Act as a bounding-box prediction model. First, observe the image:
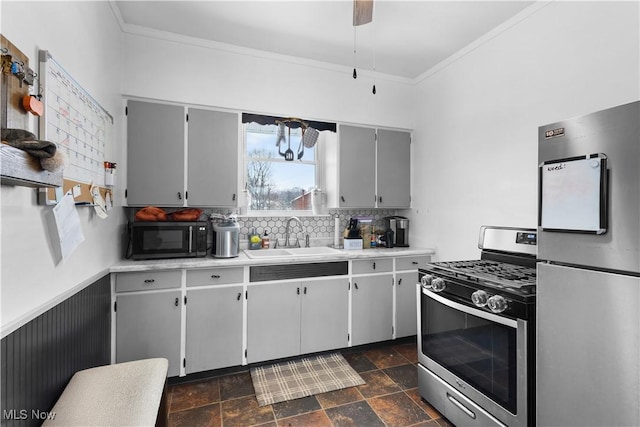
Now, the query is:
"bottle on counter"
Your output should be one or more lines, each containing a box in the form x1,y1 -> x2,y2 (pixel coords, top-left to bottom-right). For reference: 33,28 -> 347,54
370,226 -> 377,248
262,230 -> 270,249
249,228 -> 261,250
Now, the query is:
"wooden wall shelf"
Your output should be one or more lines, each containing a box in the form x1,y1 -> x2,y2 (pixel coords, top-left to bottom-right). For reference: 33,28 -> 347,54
1,144 -> 63,188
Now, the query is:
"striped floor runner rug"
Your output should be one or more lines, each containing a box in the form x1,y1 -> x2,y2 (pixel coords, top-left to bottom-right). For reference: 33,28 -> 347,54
250,352 -> 365,406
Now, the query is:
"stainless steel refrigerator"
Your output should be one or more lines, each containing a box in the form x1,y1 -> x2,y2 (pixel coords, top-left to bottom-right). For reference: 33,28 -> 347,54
537,101 -> 640,426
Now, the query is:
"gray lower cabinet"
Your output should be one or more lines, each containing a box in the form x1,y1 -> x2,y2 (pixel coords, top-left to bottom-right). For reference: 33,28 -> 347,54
247,277 -> 349,363
185,285 -> 243,374
394,255 -> 430,338
247,281 -> 301,363
116,290 -> 182,377
351,274 -> 394,346
395,271 -> 419,338
300,278 -> 349,354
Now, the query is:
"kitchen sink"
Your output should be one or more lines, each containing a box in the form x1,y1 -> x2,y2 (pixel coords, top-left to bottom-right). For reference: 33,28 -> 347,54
243,246 -> 342,259
285,247 -> 341,255
243,249 -> 291,258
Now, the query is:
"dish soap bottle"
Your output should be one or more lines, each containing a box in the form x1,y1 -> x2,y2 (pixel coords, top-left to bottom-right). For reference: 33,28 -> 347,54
262,230 -> 270,249
249,228 -> 261,250
370,226 -> 377,248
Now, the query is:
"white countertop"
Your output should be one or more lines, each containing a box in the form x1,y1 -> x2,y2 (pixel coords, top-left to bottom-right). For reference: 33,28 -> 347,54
110,247 -> 435,272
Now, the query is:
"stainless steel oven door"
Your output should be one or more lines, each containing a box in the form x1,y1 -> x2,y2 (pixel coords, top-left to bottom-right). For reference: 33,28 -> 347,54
416,284 -> 529,427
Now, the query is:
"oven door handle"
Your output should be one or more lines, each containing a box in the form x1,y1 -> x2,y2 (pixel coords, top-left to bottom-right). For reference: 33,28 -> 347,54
423,288 -> 518,328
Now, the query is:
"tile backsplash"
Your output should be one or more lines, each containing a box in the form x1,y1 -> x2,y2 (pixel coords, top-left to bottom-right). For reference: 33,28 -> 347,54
125,207 -> 398,247
234,209 -> 398,241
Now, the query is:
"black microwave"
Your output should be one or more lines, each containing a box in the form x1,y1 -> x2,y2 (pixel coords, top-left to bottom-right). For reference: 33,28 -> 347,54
129,221 -> 209,260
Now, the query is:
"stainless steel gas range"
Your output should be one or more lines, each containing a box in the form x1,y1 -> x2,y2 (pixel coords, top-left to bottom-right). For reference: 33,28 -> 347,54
417,226 -> 536,427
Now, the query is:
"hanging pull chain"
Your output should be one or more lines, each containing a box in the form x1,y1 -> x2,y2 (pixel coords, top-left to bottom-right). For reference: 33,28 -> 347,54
372,9 -> 377,94
353,27 -> 358,79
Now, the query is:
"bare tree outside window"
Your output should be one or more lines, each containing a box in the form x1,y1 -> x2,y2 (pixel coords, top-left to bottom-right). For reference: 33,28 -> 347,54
247,148 -> 274,210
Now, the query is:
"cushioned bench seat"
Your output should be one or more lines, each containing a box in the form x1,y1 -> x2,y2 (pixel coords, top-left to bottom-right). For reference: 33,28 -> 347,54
43,358 -> 168,427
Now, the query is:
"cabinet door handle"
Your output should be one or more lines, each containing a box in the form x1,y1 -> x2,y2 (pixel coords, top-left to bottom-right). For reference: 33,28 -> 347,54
303,287 -> 307,295
398,278 -> 403,285
297,287 -> 300,295
341,196 -> 346,202
379,196 -> 382,203
372,262 -> 376,270
144,279 -> 155,283
412,261 -> 418,265
354,282 -> 359,290
232,193 -> 236,201
174,297 -> 179,307
177,192 -> 182,200
237,292 -> 242,301
211,274 -> 221,279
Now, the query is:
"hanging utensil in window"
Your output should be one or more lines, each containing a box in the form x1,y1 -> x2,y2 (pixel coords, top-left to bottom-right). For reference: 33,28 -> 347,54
297,129 -> 305,160
284,126 -> 294,161
276,121 -> 286,147
275,118 -> 312,161
302,127 -> 319,148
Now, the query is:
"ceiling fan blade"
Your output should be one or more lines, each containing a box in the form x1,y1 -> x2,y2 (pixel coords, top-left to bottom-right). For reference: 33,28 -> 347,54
353,0 -> 373,26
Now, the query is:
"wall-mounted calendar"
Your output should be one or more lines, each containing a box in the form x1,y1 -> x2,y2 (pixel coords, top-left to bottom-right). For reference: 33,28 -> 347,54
39,50 -> 113,187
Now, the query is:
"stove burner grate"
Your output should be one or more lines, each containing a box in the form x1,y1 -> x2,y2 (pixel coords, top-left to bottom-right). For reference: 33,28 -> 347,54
429,259 -> 536,292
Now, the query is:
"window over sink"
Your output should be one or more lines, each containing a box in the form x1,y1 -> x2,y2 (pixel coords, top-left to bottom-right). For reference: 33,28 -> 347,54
241,114 -> 336,214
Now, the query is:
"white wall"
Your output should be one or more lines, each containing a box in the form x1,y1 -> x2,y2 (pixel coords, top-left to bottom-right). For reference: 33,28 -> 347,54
121,32 -> 415,130
408,1 -> 640,261
1,1 -> 124,336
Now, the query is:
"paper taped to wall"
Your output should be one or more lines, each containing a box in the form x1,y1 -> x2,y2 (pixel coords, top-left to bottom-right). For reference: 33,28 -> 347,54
53,191 -> 85,260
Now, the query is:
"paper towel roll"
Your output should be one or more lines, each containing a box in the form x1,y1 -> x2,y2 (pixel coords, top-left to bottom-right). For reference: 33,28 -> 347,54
334,217 -> 340,247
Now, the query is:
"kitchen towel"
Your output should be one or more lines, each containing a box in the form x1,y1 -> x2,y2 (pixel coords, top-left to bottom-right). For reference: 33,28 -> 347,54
250,352 -> 365,406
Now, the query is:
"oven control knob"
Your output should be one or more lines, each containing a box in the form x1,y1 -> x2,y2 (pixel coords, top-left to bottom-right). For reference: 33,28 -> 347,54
487,295 -> 508,313
421,275 -> 433,289
431,278 -> 446,292
471,290 -> 489,307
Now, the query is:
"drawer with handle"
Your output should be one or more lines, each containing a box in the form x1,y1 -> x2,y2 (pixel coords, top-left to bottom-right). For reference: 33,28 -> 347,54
187,267 -> 244,287
396,255 -> 431,271
115,270 -> 181,292
352,258 -> 393,274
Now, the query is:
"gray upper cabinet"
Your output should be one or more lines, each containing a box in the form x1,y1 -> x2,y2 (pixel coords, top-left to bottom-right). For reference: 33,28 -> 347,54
187,108 -> 238,207
338,124 -> 376,208
377,129 -> 411,208
337,125 -> 411,209
126,101 -> 239,207
126,100 -> 185,206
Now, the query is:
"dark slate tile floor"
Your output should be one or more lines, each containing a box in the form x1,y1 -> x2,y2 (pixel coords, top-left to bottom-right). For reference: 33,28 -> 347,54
168,339 -> 454,427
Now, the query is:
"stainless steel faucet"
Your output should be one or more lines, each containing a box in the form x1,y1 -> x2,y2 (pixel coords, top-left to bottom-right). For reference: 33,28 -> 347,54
284,216 -> 304,248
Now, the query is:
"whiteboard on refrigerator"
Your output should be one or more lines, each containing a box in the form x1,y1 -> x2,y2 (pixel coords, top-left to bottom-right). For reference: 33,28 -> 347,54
539,154 -> 608,234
